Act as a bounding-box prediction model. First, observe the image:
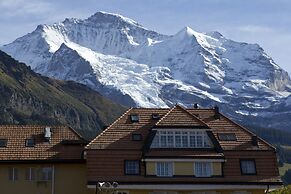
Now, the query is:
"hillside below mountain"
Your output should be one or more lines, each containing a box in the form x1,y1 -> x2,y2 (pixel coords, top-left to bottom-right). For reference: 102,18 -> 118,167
2,11 -> 291,131
0,50 -> 126,139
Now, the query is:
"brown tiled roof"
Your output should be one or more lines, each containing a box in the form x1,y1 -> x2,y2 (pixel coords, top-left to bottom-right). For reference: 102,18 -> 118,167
155,105 -> 209,128
86,108 -> 169,150
0,125 -> 86,161
187,109 -> 273,151
86,106 -> 272,151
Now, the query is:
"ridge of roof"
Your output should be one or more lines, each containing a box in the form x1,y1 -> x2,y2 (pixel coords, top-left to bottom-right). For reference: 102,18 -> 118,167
177,104 -> 211,128
155,105 -> 177,125
155,104 -> 209,128
85,107 -> 133,149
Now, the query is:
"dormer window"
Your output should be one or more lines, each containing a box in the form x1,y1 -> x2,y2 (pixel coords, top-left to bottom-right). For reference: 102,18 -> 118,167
151,113 -> 160,120
151,130 -> 212,148
218,133 -> 237,141
132,133 -> 142,141
130,114 -> 139,122
25,138 -> 35,147
0,139 -> 8,147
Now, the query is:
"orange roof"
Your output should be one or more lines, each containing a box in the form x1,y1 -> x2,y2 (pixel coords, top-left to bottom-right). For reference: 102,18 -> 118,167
0,125 -> 86,161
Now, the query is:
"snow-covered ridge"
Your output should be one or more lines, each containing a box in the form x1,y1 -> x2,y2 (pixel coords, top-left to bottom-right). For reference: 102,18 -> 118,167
1,11 -> 291,130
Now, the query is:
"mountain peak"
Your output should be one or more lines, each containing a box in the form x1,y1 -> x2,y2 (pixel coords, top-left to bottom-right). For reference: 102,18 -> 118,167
205,31 -> 224,39
86,11 -> 144,28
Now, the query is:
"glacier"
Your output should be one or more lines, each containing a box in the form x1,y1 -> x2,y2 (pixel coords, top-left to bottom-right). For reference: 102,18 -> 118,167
1,11 -> 291,131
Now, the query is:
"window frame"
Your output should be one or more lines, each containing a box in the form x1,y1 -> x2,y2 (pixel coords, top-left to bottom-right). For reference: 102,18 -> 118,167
151,129 -> 212,149
39,167 -> 53,181
8,167 -> 18,181
240,159 -> 257,175
194,161 -> 213,177
124,160 -> 140,175
25,167 -> 36,181
155,162 -> 174,177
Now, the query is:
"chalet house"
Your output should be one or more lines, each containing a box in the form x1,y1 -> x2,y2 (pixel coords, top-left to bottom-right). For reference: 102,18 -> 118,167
0,125 -> 93,194
85,105 -> 282,194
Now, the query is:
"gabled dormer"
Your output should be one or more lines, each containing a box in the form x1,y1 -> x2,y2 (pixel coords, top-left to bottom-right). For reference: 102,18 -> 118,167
148,105 -> 214,149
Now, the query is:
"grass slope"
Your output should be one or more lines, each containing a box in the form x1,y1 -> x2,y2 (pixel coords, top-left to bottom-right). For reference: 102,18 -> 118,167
0,50 -> 127,139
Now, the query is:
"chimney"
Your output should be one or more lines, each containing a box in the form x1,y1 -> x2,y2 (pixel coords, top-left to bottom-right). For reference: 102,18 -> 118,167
214,105 -> 220,119
193,103 -> 199,109
44,127 -> 52,142
252,135 -> 258,146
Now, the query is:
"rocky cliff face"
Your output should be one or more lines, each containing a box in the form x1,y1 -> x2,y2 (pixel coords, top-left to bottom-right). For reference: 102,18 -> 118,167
2,11 -> 291,131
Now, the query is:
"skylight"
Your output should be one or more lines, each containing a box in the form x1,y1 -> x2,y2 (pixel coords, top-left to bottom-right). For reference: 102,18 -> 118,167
25,138 -> 35,147
218,133 -> 237,141
0,139 -> 8,147
130,114 -> 139,122
132,133 -> 142,141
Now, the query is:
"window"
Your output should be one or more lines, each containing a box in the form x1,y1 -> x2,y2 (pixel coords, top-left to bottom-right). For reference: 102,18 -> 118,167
125,160 -> 140,175
161,131 -> 167,147
8,167 -> 18,181
189,132 -> 196,147
0,139 -> 8,147
218,133 -> 237,141
182,132 -> 188,147
130,114 -> 139,122
167,132 -> 174,147
25,138 -> 35,147
240,159 -> 256,175
156,162 -> 173,177
132,133 -> 142,141
25,167 -> 36,181
175,132 -> 182,148
194,162 -> 212,177
196,132 -> 203,147
151,130 -> 212,148
39,167 -> 53,181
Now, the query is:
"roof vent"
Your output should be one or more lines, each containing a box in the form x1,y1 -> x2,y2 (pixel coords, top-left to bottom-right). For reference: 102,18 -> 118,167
214,105 -> 220,119
151,113 -> 160,120
44,127 -> 52,142
251,135 -> 258,146
194,103 -> 199,109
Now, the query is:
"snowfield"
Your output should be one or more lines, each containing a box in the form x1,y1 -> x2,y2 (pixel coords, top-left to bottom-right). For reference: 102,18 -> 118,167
2,11 -> 291,130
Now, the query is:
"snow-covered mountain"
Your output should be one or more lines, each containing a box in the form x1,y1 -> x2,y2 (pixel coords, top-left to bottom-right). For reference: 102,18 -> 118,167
2,11 -> 291,130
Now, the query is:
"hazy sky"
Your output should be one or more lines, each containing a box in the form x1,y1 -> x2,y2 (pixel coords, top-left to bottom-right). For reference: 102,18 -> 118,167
0,0 -> 290,74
